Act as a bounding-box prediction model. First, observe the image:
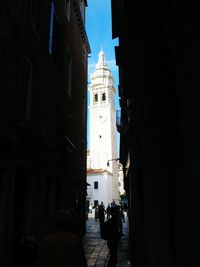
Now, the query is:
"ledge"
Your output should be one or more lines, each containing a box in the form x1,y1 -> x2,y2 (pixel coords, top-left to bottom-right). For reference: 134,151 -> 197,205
72,0 -> 91,54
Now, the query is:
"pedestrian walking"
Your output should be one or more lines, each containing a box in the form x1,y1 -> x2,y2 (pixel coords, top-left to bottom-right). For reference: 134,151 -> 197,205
100,206 -> 121,267
106,204 -> 111,219
98,202 -> 106,228
95,205 -> 99,220
118,205 -> 125,236
111,200 -> 117,208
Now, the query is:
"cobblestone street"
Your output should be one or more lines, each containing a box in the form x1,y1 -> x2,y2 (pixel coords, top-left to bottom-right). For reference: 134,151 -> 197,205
83,212 -> 130,267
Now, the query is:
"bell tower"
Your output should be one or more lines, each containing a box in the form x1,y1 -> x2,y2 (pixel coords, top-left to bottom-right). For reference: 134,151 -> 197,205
89,49 -> 118,173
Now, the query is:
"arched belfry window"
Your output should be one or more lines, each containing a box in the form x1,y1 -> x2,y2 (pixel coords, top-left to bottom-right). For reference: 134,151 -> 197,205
102,92 -> 106,101
94,93 -> 98,103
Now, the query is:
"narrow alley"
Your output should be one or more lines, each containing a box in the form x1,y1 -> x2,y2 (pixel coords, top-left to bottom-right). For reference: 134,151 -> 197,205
83,211 -> 130,267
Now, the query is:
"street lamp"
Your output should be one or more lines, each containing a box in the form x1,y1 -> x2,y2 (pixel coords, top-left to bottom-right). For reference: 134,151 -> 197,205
107,158 -> 120,167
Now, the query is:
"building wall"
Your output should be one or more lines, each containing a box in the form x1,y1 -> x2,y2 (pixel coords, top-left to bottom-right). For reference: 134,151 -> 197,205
0,0 -> 90,266
112,1 -> 200,266
87,171 -> 113,207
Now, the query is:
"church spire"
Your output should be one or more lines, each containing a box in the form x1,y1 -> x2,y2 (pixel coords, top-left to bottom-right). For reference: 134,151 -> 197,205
95,49 -> 108,70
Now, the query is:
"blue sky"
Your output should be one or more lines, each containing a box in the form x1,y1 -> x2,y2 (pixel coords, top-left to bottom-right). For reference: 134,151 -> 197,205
86,0 -> 120,149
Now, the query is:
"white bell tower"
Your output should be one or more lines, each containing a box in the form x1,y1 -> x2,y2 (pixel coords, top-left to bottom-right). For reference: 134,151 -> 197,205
88,50 -> 119,202
89,50 -> 118,170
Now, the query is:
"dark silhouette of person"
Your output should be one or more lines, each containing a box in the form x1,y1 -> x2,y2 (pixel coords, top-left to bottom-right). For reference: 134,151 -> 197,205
110,200 -> 117,208
34,210 -> 87,267
101,206 -> 121,267
106,204 -> 111,219
95,204 -> 99,220
117,205 -> 125,237
98,202 -> 106,228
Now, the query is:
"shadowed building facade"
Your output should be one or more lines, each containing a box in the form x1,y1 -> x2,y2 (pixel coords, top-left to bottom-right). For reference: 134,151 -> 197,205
0,0 -> 90,266
112,1 -> 200,267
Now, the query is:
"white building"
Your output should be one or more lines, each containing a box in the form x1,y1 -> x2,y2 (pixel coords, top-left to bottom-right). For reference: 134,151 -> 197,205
87,50 -> 120,207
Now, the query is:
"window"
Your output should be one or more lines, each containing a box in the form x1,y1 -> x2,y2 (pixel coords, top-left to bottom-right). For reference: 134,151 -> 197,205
94,181 -> 98,189
94,93 -> 98,103
102,92 -> 106,101
48,1 -> 64,70
94,200 -> 98,207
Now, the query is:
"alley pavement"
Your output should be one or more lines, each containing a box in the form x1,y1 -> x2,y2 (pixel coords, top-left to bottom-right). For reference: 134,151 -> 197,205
83,211 -> 131,267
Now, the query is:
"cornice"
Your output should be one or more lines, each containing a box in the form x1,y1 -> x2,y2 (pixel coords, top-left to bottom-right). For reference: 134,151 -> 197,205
72,0 -> 91,54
